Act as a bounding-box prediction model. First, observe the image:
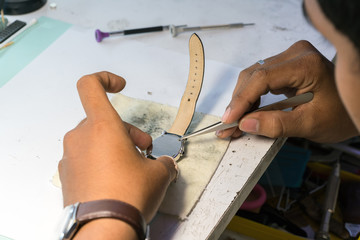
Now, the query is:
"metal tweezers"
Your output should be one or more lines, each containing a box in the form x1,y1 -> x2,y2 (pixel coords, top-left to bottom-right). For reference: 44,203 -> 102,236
180,92 -> 313,140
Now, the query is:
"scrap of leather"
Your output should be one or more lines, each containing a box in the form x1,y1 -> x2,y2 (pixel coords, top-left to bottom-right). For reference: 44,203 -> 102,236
111,93 -> 229,219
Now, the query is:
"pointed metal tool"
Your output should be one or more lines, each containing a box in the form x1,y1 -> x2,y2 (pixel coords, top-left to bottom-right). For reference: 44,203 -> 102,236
180,92 -> 314,140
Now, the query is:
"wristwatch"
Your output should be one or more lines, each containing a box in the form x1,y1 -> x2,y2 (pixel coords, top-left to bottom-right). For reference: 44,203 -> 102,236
58,199 -> 149,240
147,33 -> 205,161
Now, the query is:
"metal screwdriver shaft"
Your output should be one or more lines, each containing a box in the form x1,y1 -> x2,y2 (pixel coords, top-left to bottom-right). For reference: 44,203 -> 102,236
170,23 -> 255,37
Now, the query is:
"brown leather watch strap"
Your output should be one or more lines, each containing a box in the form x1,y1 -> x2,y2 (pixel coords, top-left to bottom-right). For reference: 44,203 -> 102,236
76,199 -> 147,240
168,33 -> 205,136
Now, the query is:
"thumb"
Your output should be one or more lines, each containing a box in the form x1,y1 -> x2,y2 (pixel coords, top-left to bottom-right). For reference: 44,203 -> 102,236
155,155 -> 179,183
239,110 -> 305,139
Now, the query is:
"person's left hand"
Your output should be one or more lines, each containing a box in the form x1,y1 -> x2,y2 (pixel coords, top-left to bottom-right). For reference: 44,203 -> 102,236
58,71 -> 178,223
218,41 -> 357,143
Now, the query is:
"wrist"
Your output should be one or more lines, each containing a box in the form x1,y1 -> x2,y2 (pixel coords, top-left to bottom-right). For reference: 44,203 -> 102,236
58,199 -> 149,240
74,218 -> 138,240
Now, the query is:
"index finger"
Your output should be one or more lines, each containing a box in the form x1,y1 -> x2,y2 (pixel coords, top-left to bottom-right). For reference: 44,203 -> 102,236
77,71 -> 126,121
225,51 -> 322,124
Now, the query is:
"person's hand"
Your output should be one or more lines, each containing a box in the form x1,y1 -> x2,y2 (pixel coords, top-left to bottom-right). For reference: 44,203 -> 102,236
218,40 -> 358,143
58,71 -> 178,224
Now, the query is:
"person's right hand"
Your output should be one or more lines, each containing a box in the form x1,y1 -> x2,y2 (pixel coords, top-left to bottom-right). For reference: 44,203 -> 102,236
59,72 -> 178,224
218,40 -> 358,143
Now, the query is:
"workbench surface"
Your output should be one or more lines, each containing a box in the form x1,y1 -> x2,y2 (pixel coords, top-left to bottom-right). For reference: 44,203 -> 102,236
0,0 -> 335,239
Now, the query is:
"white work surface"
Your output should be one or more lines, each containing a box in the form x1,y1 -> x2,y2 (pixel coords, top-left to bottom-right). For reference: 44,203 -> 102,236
0,1 -> 335,239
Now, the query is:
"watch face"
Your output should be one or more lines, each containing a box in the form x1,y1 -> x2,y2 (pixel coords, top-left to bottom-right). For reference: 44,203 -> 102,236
58,203 -> 79,240
148,132 -> 184,160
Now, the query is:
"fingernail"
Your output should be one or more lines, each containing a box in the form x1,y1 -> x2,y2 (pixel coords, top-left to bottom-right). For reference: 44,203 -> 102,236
160,156 -> 179,183
169,157 -> 179,183
240,118 -> 259,133
221,107 -> 231,122
215,130 -> 223,137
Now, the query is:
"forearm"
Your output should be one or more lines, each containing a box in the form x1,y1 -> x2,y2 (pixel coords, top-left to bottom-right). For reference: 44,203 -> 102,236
74,219 -> 138,240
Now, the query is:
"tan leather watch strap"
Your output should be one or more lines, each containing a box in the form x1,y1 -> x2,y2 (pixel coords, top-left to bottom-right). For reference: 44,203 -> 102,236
168,33 -> 205,136
76,199 -> 147,240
